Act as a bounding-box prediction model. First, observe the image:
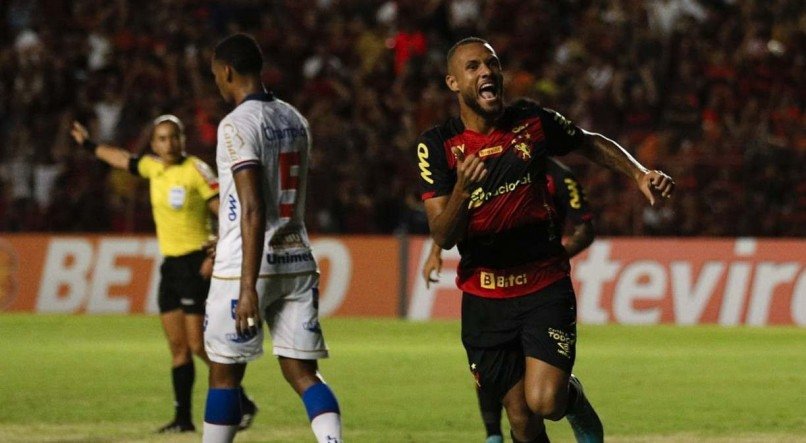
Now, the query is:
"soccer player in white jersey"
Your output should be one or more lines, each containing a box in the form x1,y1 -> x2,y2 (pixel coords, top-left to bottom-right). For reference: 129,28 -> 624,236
202,33 -> 342,443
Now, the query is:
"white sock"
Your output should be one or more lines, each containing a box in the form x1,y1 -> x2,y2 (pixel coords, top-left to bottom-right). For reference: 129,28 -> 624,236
311,412 -> 342,442
202,422 -> 238,443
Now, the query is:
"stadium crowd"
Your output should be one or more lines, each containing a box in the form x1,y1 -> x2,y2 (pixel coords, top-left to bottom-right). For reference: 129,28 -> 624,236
0,0 -> 802,237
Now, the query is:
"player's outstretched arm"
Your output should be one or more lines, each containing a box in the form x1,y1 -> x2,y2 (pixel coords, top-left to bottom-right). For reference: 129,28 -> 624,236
424,147 -> 487,249
70,121 -> 132,170
577,130 -> 675,206
421,241 -> 443,289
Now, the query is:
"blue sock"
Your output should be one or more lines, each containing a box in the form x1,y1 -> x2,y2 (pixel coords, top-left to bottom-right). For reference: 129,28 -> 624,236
301,382 -> 340,421
204,388 -> 242,425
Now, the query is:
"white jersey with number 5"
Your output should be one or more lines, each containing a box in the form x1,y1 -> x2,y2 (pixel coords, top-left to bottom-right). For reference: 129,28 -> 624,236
213,91 -> 317,278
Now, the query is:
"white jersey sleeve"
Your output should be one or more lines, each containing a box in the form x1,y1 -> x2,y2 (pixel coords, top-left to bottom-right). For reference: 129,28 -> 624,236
213,92 -> 317,278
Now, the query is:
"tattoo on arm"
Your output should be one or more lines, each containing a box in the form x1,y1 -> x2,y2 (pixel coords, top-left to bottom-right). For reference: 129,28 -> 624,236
579,131 -> 647,180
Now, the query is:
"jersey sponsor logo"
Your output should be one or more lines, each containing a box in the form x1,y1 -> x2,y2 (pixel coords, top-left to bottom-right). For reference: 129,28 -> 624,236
266,251 -> 315,265
270,230 -> 306,249
302,319 -> 322,334
480,271 -> 528,290
468,172 -> 533,209
262,124 -> 306,142
564,177 -> 582,209
552,111 -> 577,136
547,327 -> 575,358
226,332 -> 255,343
227,194 -> 238,221
222,123 -> 243,160
478,145 -> 503,158
417,143 -> 434,184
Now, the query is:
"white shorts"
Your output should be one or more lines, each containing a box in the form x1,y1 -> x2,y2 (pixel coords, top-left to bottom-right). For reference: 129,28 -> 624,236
204,273 -> 329,364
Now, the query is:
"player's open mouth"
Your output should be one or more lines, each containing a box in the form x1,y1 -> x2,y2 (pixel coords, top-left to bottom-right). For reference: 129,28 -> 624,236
478,82 -> 498,101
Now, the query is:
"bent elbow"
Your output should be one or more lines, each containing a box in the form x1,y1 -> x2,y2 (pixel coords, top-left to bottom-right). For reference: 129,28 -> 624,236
433,234 -> 455,250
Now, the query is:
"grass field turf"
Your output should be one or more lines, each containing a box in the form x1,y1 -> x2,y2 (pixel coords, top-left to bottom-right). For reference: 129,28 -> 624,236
0,315 -> 804,442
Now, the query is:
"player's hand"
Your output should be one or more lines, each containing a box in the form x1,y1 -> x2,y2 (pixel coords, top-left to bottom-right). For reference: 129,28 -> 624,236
638,170 -> 675,206
452,147 -> 487,197
70,121 -> 89,145
198,237 -> 217,279
235,288 -> 261,338
202,236 -> 218,260
199,256 -> 213,279
422,249 -> 443,289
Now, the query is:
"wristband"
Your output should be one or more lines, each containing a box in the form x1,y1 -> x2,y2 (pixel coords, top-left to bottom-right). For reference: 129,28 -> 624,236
82,139 -> 98,151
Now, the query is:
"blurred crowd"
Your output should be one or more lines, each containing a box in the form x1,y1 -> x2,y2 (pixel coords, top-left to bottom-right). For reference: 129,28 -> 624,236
0,0 -> 803,237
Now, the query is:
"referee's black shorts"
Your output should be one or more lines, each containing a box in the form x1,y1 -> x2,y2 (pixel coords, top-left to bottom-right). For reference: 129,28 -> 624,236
462,276 -> 577,402
158,250 -> 210,315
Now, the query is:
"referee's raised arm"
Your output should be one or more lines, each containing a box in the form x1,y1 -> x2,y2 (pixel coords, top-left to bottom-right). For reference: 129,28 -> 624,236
70,121 -> 132,170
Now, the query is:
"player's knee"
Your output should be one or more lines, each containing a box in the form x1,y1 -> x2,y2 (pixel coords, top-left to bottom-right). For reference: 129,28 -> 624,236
169,344 -> 191,364
279,359 -> 319,394
506,408 -> 531,434
503,399 -> 532,432
525,388 -> 565,420
189,340 -> 206,359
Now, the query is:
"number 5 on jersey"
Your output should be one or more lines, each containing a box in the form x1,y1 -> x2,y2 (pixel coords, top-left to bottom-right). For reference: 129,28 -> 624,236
279,151 -> 300,219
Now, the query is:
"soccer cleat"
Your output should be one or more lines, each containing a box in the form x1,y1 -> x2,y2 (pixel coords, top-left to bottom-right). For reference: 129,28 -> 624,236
238,395 -> 258,431
566,374 -> 604,443
485,435 -> 504,443
156,419 -> 196,433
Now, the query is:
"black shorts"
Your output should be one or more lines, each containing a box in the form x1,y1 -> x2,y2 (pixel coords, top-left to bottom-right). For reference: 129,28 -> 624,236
158,250 -> 210,315
462,276 -> 577,401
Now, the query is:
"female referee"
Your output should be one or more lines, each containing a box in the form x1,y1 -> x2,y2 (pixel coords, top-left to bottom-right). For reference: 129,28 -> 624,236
70,115 -> 257,433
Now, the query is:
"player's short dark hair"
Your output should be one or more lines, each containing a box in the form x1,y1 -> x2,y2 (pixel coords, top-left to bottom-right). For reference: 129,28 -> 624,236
446,37 -> 490,66
214,33 -> 264,76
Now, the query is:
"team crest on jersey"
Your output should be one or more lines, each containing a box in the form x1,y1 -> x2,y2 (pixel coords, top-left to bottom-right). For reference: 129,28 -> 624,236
513,142 -> 532,161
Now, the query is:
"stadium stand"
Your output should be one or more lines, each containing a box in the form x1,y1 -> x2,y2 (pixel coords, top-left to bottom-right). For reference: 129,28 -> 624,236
0,0 -> 802,236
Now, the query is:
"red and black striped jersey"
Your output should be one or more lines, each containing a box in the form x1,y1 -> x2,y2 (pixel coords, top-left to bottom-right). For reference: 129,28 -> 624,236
416,102 -> 585,298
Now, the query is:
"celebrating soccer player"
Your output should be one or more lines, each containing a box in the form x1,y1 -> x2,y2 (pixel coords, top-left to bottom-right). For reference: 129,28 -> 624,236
422,150 -> 595,443
201,33 -> 342,443
415,38 -> 674,443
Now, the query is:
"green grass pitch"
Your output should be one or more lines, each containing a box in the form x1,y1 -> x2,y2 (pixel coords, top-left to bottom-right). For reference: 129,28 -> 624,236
0,315 -> 804,442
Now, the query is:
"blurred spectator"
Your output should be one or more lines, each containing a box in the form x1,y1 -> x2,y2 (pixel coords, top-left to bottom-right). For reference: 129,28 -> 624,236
0,0 -> 802,237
